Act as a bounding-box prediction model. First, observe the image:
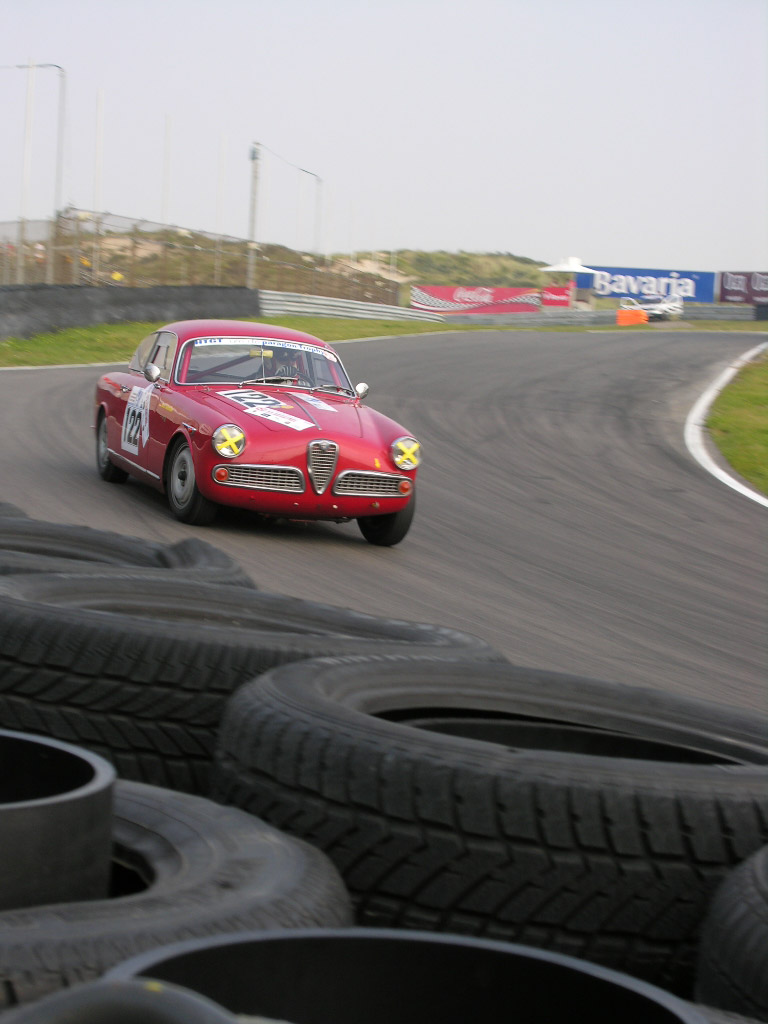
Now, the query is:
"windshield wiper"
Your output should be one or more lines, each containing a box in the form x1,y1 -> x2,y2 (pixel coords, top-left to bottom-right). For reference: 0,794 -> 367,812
310,383 -> 355,396
239,376 -> 291,386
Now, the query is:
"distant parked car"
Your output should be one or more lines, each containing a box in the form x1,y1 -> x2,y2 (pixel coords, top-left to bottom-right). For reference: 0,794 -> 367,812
94,320 -> 421,545
620,295 -> 684,320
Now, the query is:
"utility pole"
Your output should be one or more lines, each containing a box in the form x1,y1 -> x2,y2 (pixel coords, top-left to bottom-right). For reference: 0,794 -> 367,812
246,141 -> 260,289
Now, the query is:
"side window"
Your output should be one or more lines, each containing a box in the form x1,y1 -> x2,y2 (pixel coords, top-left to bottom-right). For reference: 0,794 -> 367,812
149,331 -> 176,381
128,333 -> 158,372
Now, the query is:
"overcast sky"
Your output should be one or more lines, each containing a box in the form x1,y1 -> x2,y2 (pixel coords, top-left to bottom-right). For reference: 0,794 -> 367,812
2,0 -> 766,271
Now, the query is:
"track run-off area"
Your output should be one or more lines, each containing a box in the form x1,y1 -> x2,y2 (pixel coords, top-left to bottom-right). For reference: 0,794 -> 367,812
1,327 -> 764,713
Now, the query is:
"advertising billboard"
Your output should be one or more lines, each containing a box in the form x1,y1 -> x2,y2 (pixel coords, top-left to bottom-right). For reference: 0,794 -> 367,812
411,285 -> 542,314
718,272 -> 768,304
574,267 -> 716,303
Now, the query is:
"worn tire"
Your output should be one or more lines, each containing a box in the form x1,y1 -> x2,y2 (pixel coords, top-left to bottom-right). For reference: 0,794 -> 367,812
105,928 -> 713,1024
695,845 -> 768,1020
0,780 -> 352,1008
357,493 -> 415,546
211,654 -> 768,993
0,575 -> 502,794
0,978 -> 237,1024
0,517 -> 254,586
0,729 -> 115,911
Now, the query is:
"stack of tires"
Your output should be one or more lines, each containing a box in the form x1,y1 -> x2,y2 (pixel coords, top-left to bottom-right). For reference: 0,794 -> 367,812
0,505 -> 765,1023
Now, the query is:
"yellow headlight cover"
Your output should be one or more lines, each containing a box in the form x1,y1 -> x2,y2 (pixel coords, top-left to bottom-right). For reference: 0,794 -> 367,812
392,436 -> 421,470
213,424 -> 246,458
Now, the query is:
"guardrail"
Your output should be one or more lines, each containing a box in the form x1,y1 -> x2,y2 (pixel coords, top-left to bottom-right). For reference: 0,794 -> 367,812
258,290 -> 444,322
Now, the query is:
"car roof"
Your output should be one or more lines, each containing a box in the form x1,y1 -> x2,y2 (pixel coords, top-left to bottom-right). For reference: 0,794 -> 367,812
161,319 -> 334,350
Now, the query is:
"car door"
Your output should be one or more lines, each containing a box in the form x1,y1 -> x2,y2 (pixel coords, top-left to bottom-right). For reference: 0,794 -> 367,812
109,331 -> 159,474
144,331 -> 183,479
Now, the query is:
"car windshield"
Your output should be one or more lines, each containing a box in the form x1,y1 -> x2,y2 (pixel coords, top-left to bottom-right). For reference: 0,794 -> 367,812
177,336 -> 355,393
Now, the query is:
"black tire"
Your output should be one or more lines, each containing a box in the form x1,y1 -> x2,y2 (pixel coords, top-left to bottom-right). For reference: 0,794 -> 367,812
0,979 -> 237,1024
96,411 -> 129,483
0,729 -> 115,911
0,780 -> 352,1009
357,493 -> 414,546
105,928 -> 712,1024
0,575 -> 502,794
166,440 -> 217,525
695,845 -> 768,1020
211,655 -> 768,993
0,516 -> 255,586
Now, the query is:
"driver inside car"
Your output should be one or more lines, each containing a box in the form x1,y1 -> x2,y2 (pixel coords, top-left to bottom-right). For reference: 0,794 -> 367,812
271,348 -> 305,379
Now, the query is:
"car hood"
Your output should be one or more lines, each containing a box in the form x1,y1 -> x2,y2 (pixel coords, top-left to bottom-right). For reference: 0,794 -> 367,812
201,386 -> 381,440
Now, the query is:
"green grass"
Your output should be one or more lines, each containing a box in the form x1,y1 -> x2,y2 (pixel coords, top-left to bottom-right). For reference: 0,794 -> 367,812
706,351 -> 768,495
1,317 -> 766,497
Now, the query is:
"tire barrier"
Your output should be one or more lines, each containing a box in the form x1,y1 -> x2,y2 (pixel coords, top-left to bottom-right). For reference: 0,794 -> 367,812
695,844 -> 768,1021
0,516 -> 256,587
104,928 -> 714,1024
0,978 -> 238,1024
211,654 -> 768,994
0,780 -> 352,1009
0,729 -> 115,911
0,574 -> 503,795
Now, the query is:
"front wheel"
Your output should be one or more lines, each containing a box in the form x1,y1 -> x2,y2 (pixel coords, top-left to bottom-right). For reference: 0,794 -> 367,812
357,493 -> 414,546
166,440 -> 217,525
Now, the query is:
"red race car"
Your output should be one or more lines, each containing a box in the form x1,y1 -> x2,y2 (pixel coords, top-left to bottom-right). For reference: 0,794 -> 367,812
94,319 -> 421,545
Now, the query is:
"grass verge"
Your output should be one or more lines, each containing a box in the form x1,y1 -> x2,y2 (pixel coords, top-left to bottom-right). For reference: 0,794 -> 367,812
706,350 -> 768,496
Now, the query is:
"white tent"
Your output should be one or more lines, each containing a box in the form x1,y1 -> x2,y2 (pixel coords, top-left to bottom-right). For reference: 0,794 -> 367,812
539,256 -> 598,275
539,257 -> 599,309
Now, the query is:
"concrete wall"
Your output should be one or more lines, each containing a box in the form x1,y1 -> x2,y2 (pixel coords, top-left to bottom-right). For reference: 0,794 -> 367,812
0,285 -> 262,340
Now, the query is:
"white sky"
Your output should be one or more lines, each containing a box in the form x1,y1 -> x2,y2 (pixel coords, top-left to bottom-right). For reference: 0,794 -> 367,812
2,0 -> 766,271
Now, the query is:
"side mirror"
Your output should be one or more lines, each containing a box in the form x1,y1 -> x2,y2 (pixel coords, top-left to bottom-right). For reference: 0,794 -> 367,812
144,364 -> 161,383
355,382 -> 369,401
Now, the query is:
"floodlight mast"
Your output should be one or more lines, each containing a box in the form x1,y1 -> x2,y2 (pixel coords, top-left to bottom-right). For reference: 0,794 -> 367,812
0,63 -> 66,283
246,142 -> 260,289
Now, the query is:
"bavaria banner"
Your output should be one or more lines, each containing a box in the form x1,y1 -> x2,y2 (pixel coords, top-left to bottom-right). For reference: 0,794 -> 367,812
574,267 -> 716,303
410,285 -> 570,314
718,271 -> 768,304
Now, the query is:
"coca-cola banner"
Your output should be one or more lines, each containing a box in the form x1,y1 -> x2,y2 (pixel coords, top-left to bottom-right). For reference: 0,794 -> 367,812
541,285 -> 571,307
718,271 -> 768,304
411,285 -> 542,314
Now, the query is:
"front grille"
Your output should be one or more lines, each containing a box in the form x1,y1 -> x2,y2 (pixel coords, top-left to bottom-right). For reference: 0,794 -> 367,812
213,465 -> 305,492
307,440 -> 339,495
333,471 -> 407,496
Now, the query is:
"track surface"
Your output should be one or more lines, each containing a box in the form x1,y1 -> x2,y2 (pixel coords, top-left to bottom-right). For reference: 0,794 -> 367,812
1,329 -> 765,710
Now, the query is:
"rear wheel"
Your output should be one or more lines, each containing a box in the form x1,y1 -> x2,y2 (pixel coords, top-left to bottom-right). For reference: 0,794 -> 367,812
96,413 -> 128,483
166,440 -> 217,525
358,494 -> 414,546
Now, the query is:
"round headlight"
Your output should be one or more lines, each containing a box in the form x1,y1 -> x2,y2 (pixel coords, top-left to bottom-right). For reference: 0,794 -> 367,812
212,424 -> 246,458
391,436 -> 421,470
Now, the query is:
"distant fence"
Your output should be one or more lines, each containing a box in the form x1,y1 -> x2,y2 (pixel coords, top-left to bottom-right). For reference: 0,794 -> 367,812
0,208 -> 401,305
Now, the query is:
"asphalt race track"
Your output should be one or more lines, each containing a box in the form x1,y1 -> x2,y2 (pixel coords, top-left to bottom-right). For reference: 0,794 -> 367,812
1,328 -> 765,712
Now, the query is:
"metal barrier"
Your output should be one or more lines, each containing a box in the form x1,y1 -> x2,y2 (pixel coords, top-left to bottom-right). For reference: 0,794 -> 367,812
258,290 -> 444,322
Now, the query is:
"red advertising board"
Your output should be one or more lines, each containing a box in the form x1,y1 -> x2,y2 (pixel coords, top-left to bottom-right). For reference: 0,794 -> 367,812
411,285 -> 543,314
541,285 -> 571,307
718,271 -> 768,304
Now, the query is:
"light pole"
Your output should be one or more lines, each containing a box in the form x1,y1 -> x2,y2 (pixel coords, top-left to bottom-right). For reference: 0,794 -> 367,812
246,141 -> 260,289
298,165 -> 322,257
0,62 -> 66,284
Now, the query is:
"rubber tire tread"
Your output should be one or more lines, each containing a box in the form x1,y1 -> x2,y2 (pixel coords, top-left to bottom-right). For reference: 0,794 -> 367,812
0,575 -> 502,794
695,845 -> 768,1020
0,780 -> 352,1009
0,518 -> 254,586
210,654 -> 768,994
0,979 -> 237,1024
